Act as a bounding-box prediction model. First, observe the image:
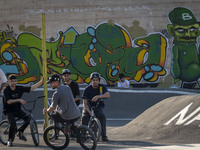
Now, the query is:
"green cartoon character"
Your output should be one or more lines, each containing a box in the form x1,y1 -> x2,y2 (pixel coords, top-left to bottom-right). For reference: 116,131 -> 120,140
167,7 -> 200,88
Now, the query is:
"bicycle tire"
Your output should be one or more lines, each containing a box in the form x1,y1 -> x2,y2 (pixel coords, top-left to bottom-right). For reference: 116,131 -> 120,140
77,125 -> 97,150
30,119 -> 39,146
88,118 -> 102,142
43,117 -> 55,131
0,120 -> 10,145
43,125 -> 70,150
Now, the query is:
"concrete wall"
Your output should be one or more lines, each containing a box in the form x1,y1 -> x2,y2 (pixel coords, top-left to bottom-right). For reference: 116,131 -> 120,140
0,0 -> 200,88
0,0 -> 199,38
19,87 -> 200,121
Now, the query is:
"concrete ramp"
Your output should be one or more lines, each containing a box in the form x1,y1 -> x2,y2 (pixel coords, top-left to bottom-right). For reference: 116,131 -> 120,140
109,94 -> 200,144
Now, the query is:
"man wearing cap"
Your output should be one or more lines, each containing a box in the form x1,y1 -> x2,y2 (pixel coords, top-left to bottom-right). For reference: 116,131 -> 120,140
43,74 -> 81,127
3,74 -> 44,147
167,7 -> 200,87
62,69 -> 81,106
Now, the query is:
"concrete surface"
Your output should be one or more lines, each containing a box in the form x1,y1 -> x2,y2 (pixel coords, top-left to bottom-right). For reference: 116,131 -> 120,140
1,123 -> 200,150
116,144 -> 200,150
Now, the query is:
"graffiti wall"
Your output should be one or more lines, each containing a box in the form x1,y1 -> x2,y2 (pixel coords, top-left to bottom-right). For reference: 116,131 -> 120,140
0,6 -> 199,88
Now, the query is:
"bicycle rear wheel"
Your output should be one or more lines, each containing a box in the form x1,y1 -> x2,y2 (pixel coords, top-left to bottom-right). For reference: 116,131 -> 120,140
43,125 -> 70,150
88,118 -> 102,142
0,120 -> 10,145
77,125 -> 97,150
30,119 -> 39,146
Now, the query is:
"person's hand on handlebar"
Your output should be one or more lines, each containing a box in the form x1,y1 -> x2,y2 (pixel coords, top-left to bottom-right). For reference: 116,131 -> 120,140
43,108 -> 48,114
43,107 -> 55,114
20,99 -> 27,105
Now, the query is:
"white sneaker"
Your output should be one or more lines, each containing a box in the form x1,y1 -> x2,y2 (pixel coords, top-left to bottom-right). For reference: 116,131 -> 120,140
7,139 -> 13,147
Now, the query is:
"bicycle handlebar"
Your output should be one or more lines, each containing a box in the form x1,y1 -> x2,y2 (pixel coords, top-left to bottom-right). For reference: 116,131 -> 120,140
26,95 -> 45,103
22,95 -> 45,112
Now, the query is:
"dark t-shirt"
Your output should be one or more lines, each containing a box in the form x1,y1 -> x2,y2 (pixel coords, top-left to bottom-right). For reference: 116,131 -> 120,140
3,85 -> 31,113
64,81 -> 80,106
82,84 -> 108,107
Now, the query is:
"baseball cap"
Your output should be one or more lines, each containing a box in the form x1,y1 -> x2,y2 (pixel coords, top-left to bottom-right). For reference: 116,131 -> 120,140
169,7 -> 199,26
62,69 -> 71,75
47,74 -> 61,83
9,74 -> 17,80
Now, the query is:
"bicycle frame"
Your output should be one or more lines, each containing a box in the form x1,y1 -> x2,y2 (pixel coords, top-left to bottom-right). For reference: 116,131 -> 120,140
43,113 -> 97,150
0,95 -> 45,146
83,98 -> 102,142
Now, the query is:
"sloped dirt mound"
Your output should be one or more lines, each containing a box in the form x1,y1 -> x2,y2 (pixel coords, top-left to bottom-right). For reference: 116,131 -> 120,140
109,94 -> 200,144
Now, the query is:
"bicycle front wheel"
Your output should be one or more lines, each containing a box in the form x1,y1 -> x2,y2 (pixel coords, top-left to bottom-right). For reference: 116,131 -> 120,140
0,120 -> 10,145
77,125 -> 97,150
88,118 -> 102,142
30,119 -> 39,146
43,125 -> 70,150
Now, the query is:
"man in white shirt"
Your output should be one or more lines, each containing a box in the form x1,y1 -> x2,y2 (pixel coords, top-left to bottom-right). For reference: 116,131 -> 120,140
117,73 -> 130,88
0,69 -> 8,121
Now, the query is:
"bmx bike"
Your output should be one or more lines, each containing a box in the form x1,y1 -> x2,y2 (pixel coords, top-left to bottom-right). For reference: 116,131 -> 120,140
43,112 -> 97,150
0,95 -> 45,146
85,98 -> 102,142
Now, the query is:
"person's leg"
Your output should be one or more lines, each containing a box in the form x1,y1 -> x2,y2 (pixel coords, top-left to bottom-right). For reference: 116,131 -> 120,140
16,111 -> 30,133
6,113 -> 17,142
81,110 -> 90,126
95,107 -> 108,141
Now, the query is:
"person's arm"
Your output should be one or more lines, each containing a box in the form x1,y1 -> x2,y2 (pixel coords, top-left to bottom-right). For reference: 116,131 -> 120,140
92,92 -> 110,102
74,97 -> 80,101
43,92 -> 58,114
7,99 -> 27,105
3,87 -> 27,105
74,82 -> 80,102
30,76 -> 44,91
0,83 -> 7,93
83,99 -> 92,116
117,80 -> 122,87
43,107 -> 55,114
0,69 -> 8,93
126,80 -> 130,88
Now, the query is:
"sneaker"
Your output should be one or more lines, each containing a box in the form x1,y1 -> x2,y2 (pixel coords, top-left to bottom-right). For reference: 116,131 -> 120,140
102,136 -> 109,142
17,132 -> 27,141
7,139 -> 13,147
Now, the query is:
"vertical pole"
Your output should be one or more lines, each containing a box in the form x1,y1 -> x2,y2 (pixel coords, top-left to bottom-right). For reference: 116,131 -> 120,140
41,13 -> 49,128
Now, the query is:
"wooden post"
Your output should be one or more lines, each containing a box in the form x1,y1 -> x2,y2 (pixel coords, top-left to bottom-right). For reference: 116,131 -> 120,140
41,13 -> 49,129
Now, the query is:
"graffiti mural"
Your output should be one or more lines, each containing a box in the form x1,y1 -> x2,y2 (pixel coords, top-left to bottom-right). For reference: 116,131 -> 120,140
0,22 -> 167,85
167,7 -> 200,88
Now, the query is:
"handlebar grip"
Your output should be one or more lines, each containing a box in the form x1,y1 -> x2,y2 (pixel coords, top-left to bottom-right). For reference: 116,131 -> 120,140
37,95 -> 45,99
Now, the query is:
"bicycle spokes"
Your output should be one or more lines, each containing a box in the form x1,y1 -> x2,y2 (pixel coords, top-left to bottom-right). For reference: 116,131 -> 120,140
77,126 -> 97,150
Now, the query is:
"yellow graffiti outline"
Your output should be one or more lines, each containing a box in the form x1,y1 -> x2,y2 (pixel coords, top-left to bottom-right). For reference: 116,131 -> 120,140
134,35 -> 167,82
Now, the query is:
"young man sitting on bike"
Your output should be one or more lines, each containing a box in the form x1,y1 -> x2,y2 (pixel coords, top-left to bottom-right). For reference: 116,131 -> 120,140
43,74 -> 81,128
82,72 -> 110,142
3,74 -> 44,147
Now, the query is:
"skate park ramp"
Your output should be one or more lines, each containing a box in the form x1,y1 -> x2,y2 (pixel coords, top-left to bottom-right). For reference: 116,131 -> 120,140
109,94 -> 200,144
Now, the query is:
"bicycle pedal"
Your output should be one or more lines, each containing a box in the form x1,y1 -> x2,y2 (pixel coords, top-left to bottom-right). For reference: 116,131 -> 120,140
64,128 -> 70,134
